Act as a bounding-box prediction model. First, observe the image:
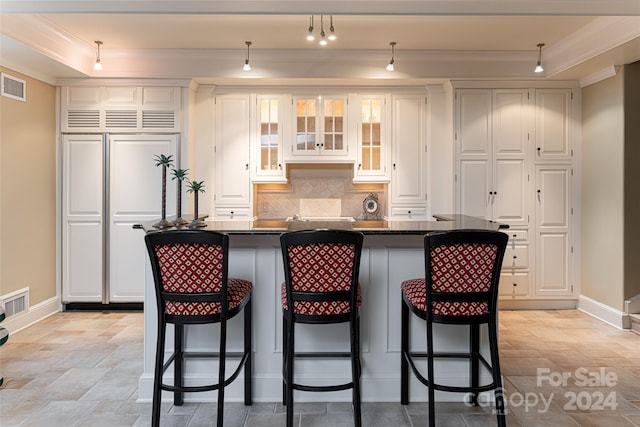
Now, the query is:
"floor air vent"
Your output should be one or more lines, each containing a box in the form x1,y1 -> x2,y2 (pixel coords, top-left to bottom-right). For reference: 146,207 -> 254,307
1,72 -> 26,102
1,288 -> 29,318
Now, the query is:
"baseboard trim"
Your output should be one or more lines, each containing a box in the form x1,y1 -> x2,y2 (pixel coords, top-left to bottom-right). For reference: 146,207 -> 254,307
578,295 -> 629,330
1,296 -> 58,334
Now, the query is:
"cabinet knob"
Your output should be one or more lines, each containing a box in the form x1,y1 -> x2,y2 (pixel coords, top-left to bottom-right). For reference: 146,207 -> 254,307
358,163 -> 362,170
408,210 -> 412,214
245,163 -> 249,170
230,211 -> 234,215
393,163 -> 396,170
278,163 -> 282,170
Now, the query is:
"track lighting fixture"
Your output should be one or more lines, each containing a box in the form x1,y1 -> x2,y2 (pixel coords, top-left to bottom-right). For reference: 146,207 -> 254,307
243,41 -> 252,71
319,16 -> 328,46
93,41 -> 103,71
386,42 -> 396,71
534,43 -> 545,73
304,15 -> 336,46
306,16 -> 315,41
328,16 -> 337,41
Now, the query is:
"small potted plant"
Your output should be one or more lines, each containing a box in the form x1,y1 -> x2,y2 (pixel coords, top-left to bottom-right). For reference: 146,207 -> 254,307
171,168 -> 189,226
186,179 -> 206,228
153,154 -> 174,229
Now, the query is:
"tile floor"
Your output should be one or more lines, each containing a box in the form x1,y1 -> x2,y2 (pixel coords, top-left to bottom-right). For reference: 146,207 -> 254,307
1,309 -> 639,426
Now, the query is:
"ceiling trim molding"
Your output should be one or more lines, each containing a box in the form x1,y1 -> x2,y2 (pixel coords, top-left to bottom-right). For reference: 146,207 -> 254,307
579,65 -> 620,87
545,16 -> 640,77
2,0 -> 639,15
1,15 -> 93,74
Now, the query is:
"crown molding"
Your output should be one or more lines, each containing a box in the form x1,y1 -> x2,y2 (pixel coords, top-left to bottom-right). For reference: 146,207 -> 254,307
579,65 -> 620,87
545,16 -> 640,77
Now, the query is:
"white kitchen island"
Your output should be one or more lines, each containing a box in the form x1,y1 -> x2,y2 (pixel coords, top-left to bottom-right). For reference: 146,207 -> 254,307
136,215 -> 507,403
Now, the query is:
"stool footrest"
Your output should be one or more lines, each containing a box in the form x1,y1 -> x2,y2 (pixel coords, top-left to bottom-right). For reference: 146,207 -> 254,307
292,382 -> 355,393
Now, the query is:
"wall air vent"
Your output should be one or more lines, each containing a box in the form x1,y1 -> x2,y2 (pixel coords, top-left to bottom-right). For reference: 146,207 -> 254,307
1,72 -> 26,102
67,110 -> 100,128
0,288 -> 29,318
142,110 -> 175,128
105,110 -> 137,128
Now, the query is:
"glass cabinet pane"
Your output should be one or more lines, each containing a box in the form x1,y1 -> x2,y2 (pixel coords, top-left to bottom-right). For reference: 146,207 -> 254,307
260,98 -> 280,171
361,99 -> 382,171
296,99 -> 317,152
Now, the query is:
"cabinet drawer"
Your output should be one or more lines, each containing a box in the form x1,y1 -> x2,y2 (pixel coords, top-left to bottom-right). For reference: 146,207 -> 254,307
390,207 -> 427,218
507,229 -> 528,242
503,245 -> 528,269
214,207 -> 252,220
499,272 -> 529,296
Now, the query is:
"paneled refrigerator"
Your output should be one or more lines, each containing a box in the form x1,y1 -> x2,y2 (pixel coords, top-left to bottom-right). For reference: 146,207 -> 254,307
62,133 -> 179,304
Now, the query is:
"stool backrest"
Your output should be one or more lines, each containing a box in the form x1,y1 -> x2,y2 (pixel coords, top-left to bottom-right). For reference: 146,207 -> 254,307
424,230 -> 508,322
145,230 -> 230,321
280,230 -> 364,322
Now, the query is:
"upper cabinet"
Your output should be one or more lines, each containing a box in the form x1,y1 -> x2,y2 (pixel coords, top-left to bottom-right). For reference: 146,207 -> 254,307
214,94 -> 252,211
61,86 -> 181,132
353,94 -> 391,183
252,95 -> 290,183
535,88 -> 573,161
389,94 -> 428,216
287,95 -> 351,159
455,88 -> 531,227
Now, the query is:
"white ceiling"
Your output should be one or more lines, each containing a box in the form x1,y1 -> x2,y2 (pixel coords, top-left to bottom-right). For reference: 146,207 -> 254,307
1,0 -> 639,86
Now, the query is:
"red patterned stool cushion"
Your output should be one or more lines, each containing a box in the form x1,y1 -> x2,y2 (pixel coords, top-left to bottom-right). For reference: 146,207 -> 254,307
155,243 -> 253,316
401,242 -> 498,317
282,242 -> 361,316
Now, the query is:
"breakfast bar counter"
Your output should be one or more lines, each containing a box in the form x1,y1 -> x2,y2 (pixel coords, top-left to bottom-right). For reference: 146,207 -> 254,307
137,215 -> 506,403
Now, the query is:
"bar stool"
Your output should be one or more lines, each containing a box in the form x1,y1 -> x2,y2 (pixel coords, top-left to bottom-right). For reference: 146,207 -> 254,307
145,230 -> 253,427
400,230 -> 508,427
280,229 -> 364,427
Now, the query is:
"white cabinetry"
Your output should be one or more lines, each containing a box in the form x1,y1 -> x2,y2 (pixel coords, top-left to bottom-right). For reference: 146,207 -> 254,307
455,89 -> 530,227
62,134 -> 178,303
61,86 -> 181,132
214,94 -> 252,217
353,94 -> 390,183
535,89 -> 573,160
288,95 -> 351,159
252,95 -> 289,183
389,94 -> 427,218
535,165 -> 573,297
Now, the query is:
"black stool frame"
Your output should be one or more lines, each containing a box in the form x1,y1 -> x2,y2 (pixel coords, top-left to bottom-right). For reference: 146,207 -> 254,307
145,230 -> 252,427
400,229 -> 508,427
280,229 -> 364,427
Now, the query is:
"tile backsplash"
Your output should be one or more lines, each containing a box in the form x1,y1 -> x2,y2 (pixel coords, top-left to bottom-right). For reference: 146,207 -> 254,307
256,165 -> 386,220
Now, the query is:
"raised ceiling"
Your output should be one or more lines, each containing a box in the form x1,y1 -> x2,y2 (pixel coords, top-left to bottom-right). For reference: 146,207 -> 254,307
1,0 -> 639,86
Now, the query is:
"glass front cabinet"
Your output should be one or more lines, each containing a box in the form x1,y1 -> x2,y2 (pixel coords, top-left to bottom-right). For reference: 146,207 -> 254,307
354,94 -> 390,182
252,95 -> 288,182
289,96 -> 349,158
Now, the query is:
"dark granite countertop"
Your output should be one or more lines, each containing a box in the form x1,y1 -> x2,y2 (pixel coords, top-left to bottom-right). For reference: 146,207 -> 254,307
135,214 -> 507,235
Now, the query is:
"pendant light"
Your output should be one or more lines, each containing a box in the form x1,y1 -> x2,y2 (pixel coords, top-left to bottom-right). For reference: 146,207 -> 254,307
243,41 -> 252,71
386,42 -> 396,71
306,16 -> 315,41
534,43 -> 545,73
93,41 -> 103,71
319,15 -> 328,46
328,16 -> 337,41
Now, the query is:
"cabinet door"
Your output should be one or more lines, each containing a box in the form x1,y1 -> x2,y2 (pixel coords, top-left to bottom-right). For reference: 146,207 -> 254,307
456,89 -> 491,156
292,96 -> 347,157
535,165 -> 573,296
536,89 -> 572,160
391,95 -> 426,205
458,159 -> 491,220
109,134 -> 177,302
493,158 -> 528,226
254,95 -> 286,182
354,95 -> 389,182
493,89 -> 529,157
62,135 -> 104,302
215,95 -> 251,206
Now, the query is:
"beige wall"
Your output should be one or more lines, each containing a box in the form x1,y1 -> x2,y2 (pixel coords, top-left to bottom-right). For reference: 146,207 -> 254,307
624,61 -> 640,300
0,67 -> 57,306
581,70 -> 625,311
